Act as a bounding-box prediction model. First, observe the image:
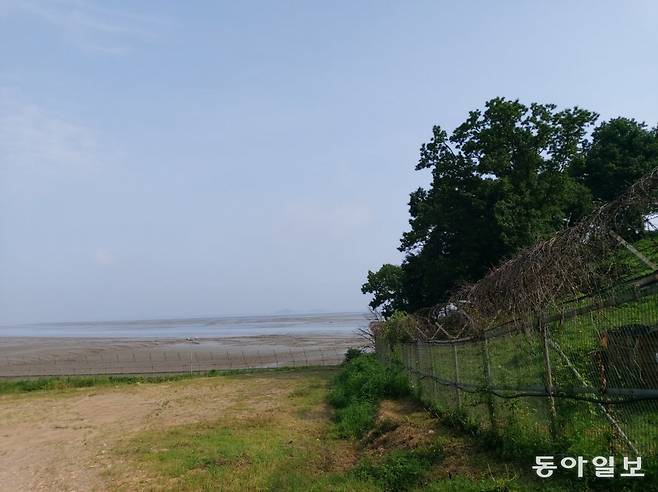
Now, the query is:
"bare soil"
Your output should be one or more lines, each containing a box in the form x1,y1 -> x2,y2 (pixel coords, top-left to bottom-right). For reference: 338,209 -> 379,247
0,372 -> 318,491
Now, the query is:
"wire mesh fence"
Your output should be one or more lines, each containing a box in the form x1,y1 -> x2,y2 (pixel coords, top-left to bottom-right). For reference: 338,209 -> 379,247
375,272 -> 658,458
0,346 -> 352,378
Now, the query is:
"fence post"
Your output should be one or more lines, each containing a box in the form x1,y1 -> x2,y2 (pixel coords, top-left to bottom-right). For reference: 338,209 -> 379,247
421,342 -> 430,398
540,322 -> 559,439
429,344 -> 438,404
452,343 -> 463,410
481,337 -> 497,432
413,341 -> 420,389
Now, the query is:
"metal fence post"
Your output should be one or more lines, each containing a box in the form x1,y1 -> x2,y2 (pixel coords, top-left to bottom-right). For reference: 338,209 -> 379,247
413,341 -> 420,389
481,337 -> 497,432
429,344 -> 438,404
452,342 -> 463,410
540,322 -> 559,440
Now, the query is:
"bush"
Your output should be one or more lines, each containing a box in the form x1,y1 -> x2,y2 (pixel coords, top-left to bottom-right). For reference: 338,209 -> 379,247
343,347 -> 365,363
328,352 -> 410,437
382,311 -> 415,346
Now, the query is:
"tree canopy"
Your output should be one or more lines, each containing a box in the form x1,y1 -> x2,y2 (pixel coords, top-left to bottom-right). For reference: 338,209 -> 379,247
360,264 -> 405,318
574,117 -> 658,203
362,98 -> 657,316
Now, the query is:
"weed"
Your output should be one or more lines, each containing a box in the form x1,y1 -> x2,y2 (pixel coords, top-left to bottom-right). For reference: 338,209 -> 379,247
353,445 -> 443,491
328,353 -> 410,437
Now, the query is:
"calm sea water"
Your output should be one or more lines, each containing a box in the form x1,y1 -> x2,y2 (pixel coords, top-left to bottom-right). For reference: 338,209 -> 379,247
0,312 -> 371,338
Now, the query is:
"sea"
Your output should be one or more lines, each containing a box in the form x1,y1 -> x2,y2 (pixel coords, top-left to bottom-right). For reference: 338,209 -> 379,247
0,312 -> 372,338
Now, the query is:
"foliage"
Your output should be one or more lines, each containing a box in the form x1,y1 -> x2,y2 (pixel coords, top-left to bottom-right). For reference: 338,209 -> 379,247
397,98 -> 598,311
343,347 -> 366,363
380,311 -> 415,345
361,263 -> 406,317
363,98 -> 658,314
329,353 -> 410,437
574,118 -> 658,203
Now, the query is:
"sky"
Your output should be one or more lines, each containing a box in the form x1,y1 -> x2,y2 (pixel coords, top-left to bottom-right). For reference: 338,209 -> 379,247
0,1 -> 657,324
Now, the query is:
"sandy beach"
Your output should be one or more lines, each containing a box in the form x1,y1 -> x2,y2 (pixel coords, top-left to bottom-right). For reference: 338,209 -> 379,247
0,334 -> 365,377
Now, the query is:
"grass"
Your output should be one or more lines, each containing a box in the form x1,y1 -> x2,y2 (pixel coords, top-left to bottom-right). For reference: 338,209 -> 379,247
97,353 -> 655,490
117,369 -> 377,491
419,476 -> 520,492
382,261 -> 658,464
115,356 -> 522,490
328,351 -> 410,438
0,365 -> 332,396
353,447 -> 443,491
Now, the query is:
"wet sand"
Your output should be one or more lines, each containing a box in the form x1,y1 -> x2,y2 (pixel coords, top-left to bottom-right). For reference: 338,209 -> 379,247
0,334 -> 365,377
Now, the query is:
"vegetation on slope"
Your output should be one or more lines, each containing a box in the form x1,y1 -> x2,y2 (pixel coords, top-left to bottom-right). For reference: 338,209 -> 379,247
362,98 -> 658,317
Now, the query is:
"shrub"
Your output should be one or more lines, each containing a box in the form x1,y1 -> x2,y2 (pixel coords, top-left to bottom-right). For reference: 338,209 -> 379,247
343,347 -> 365,363
328,352 -> 410,437
381,311 -> 415,346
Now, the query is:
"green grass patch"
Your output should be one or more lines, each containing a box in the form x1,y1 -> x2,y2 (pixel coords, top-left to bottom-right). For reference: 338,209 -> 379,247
0,366 -> 336,396
352,446 -> 443,491
121,371 -> 379,491
328,352 -> 410,438
419,475 -> 520,492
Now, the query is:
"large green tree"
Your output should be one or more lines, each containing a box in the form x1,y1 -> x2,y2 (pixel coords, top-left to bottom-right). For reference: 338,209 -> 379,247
364,98 -> 599,313
574,117 -> 658,203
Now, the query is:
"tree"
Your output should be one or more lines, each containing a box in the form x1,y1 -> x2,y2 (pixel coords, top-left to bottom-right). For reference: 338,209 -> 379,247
360,264 -> 405,318
386,98 -> 598,312
574,118 -> 658,203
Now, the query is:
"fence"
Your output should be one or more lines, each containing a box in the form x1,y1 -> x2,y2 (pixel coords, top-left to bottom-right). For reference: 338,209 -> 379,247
375,271 -> 658,458
0,346 -> 354,378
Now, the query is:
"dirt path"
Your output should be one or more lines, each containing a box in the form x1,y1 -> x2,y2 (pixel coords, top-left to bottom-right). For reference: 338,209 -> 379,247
0,373 -> 310,491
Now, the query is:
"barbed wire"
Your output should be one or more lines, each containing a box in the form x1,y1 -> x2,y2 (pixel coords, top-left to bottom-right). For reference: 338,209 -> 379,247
405,166 -> 658,341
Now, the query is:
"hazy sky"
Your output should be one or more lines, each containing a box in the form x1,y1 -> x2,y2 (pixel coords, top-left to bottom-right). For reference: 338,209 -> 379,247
1,1 -> 657,324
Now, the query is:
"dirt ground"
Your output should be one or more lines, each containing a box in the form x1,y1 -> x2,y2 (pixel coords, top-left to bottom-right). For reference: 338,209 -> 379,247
0,372 -> 315,491
0,371 -> 535,492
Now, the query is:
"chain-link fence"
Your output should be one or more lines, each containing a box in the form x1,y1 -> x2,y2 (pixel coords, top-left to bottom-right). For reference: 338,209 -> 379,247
376,272 -> 658,458
0,346 -> 353,378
